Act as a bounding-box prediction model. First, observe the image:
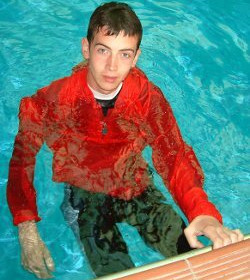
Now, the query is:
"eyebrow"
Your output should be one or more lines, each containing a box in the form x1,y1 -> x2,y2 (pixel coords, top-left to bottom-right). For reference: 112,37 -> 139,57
94,43 -> 135,53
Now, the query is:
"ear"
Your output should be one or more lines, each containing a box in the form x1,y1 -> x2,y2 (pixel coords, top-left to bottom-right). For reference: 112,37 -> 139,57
132,48 -> 141,67
81,38 -> 90,60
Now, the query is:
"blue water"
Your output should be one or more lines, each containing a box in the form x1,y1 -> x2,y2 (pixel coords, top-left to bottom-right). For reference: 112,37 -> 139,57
0,0 -> 249,279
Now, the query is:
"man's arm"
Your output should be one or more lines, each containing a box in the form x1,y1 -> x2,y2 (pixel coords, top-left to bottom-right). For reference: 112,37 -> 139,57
7,95 -> 44,225
143,85 -> 243,248
7,93 -> 55,278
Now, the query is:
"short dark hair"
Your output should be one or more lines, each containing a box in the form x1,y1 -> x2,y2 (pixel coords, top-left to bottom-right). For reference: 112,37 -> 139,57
87,2 -> 142,49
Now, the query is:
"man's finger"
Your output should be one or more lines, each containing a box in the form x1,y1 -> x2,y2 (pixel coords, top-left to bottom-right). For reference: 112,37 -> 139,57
43,246 -> 55,272
184,228 -> 204,248
223,228 -> 240,244
232,229 -> 244,241
36,270 -> 54,279
202,225 -> 224,249
30,264 -> 53,279
215,227 -> 232,246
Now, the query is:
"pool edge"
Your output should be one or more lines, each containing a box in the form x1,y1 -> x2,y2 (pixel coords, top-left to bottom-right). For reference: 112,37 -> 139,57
96,234 -> 250,280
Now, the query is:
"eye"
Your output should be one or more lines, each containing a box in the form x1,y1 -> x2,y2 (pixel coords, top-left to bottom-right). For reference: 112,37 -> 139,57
97,48 -> 109,55
121,52 -> 132,59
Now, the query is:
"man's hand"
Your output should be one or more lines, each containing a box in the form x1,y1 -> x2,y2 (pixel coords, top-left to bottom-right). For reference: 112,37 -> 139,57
184,215 -> 244,249
18,221 -> 55,279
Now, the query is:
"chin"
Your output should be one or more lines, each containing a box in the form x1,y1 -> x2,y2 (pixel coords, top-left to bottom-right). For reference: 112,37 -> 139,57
101,83 -> 120,92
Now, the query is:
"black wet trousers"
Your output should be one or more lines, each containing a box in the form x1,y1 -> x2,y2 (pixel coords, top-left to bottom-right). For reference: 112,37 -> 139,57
61,185 -> 192,277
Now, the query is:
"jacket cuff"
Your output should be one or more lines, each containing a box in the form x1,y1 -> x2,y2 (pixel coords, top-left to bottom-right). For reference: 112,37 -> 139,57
186,202 -> 223,224
13,210 -> 41,226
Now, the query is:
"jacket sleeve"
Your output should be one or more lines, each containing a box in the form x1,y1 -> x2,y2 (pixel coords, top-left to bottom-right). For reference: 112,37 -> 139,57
143,85 -> 222,223
7,93 -> 46,225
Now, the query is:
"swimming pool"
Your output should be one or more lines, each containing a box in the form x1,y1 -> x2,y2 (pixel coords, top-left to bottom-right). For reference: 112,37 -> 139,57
0,0 -> 249,279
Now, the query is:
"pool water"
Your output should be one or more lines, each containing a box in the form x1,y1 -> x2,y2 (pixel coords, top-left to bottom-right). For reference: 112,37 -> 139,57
0,0 -> 249,279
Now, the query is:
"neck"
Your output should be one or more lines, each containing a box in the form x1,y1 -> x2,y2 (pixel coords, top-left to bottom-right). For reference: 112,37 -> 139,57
88,83 -> 123,100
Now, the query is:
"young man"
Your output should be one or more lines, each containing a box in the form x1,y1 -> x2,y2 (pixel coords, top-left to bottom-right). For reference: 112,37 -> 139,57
7,2 -> 243,279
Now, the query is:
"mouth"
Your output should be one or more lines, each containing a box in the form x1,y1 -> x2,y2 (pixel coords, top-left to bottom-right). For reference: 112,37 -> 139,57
103,75 -> 117,83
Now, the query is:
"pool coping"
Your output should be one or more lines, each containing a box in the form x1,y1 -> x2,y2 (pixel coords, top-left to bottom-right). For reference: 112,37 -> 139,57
96,234 -> 250,279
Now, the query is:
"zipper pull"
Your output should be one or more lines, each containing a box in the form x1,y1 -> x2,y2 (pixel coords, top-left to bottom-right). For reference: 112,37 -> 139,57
102,122 -> 108,135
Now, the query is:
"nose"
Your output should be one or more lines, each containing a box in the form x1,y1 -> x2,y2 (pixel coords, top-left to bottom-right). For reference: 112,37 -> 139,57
107,54 -> 118,71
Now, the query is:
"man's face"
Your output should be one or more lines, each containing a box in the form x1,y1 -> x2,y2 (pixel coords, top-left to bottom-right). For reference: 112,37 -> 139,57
82,27 -> 141,95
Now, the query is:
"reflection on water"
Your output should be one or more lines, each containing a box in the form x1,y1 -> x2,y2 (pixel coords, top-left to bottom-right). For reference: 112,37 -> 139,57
0,0 -> 249,279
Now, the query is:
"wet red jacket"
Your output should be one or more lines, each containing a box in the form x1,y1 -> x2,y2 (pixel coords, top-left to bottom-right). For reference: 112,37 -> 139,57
7,66 -> 222,225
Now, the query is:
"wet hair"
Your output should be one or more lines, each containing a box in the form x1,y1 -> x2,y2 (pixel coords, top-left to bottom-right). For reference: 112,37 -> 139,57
87,2 -> 142,49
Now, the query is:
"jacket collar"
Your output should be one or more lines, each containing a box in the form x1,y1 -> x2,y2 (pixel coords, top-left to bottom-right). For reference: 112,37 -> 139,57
70,65 -> 147,111
74,66 -> 128,109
